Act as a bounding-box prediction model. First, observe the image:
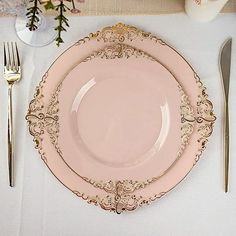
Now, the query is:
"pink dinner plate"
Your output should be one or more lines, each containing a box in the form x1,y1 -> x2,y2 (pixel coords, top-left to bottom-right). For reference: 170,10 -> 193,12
26,23 -> 216,214
52,43 -> 194,182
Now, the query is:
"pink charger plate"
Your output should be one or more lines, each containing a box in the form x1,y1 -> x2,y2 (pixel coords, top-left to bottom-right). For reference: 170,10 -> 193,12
26,23 -> 216,214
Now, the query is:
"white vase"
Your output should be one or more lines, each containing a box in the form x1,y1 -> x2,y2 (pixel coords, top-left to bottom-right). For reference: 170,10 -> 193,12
185,0 -> 229,22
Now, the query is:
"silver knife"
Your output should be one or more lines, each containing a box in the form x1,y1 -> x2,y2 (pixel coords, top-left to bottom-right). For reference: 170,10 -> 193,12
219,38 -> 232,192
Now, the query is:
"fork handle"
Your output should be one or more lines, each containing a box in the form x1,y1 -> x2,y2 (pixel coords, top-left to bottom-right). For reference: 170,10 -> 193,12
8,84 -> 14,187
224,100 -> 230,192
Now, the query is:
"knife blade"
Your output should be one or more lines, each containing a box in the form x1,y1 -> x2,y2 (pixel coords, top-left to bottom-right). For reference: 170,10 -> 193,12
220,38 -> 232,192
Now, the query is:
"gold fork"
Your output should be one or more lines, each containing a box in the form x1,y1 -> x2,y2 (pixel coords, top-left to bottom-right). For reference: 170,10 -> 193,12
3,42 -> 21,187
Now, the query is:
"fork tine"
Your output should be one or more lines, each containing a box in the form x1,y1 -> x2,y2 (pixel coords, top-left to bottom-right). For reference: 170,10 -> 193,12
3,42 -> 7,67
11,42 -> 16,70
15,42 -> 20,68
7,42 -> 12,70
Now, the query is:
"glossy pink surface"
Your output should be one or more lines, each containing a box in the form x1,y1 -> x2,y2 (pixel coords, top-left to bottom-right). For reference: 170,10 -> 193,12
58,55 -> 182,180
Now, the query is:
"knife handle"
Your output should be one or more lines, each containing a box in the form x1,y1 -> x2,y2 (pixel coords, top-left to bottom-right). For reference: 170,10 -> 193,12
224,101 -> 229,192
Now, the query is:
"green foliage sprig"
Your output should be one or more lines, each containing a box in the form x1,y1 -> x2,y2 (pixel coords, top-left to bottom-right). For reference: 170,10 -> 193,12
26,0 -> 42,31
54,1 -> 70,46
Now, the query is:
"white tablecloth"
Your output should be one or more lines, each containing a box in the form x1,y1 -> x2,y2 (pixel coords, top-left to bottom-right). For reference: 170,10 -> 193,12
0,14 -> 236,236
